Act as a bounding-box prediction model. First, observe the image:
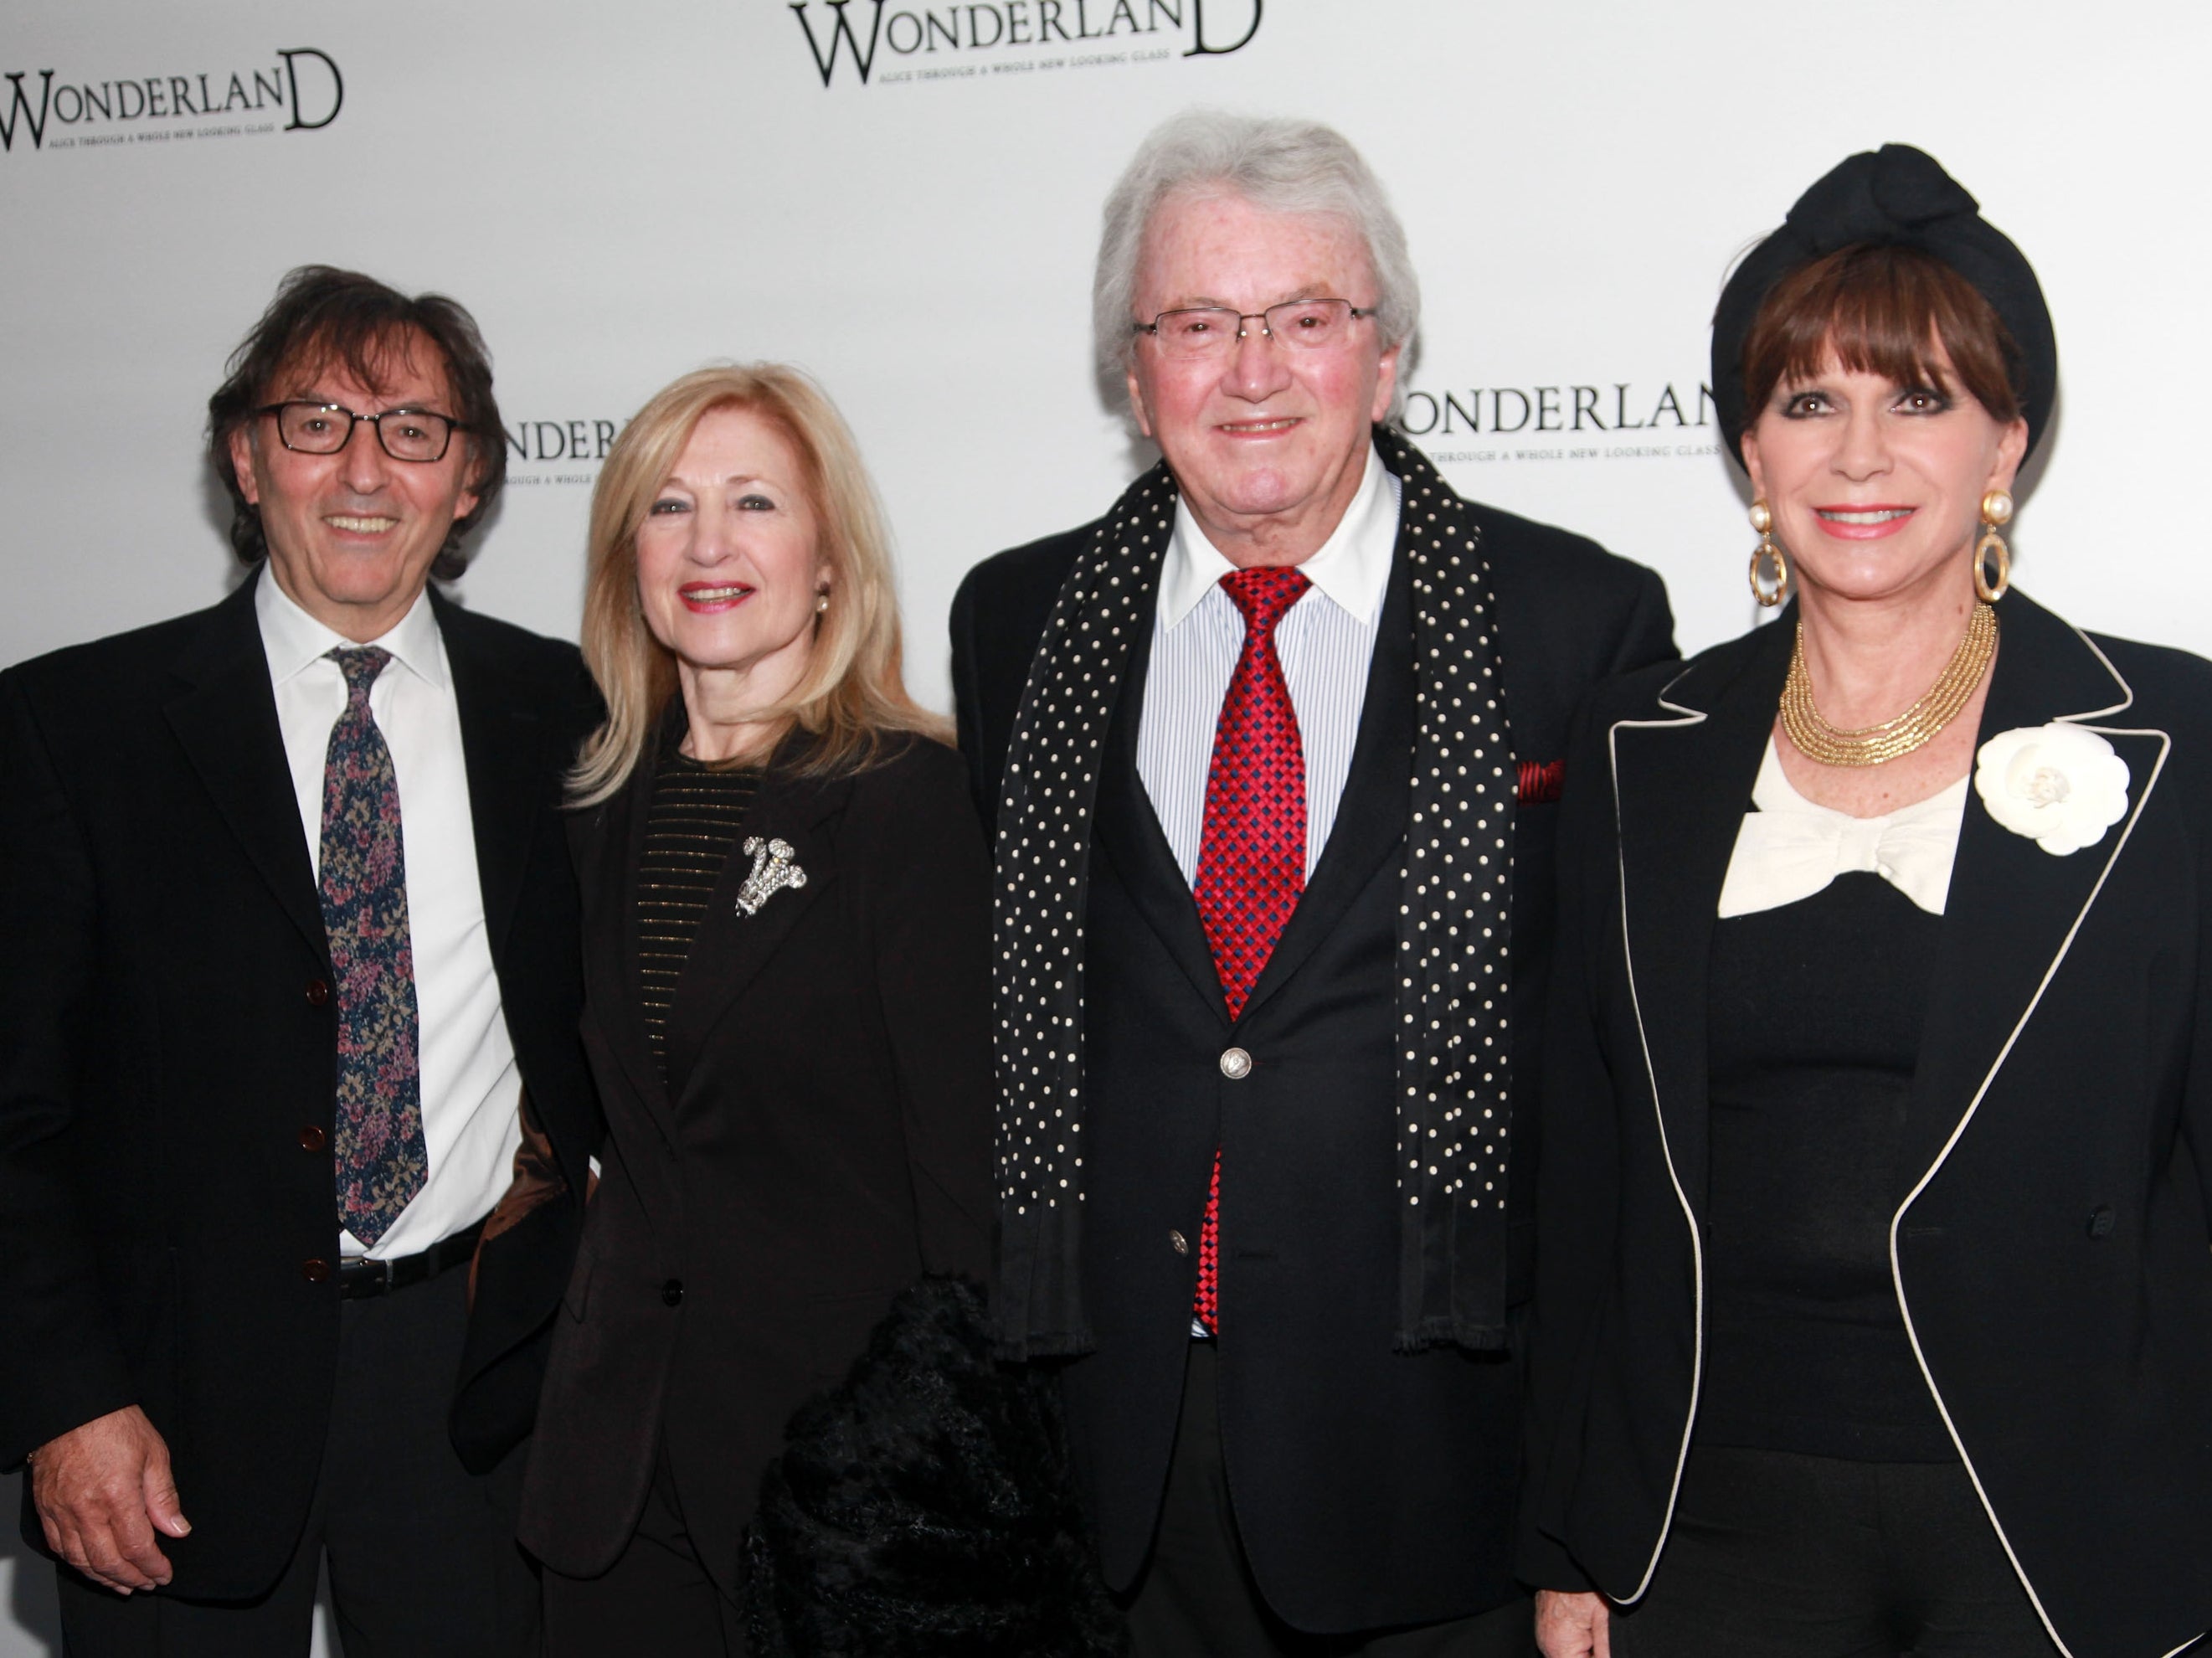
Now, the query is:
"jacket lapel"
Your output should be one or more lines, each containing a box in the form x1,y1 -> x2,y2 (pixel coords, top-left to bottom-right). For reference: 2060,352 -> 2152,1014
663,755 -> 849,1108
573,758 -> 679,1146
1237,519 -> 1415,1027
163,577 -> 327,961
1093,582 -> 1229,1020
1609,616 -> 1791,1214
1899,593 -> 2168,1193
435,593 -> 543,963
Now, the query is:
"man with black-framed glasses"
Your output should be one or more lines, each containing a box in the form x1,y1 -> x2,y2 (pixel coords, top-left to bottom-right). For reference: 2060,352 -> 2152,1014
0,265 -> 601,1655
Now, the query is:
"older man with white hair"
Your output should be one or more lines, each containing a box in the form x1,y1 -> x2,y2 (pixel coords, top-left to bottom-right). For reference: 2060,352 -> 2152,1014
951,111 -> 1674,1654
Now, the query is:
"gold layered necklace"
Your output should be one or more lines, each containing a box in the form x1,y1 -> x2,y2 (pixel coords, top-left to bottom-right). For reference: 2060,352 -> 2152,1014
1779,602 -> 1998,768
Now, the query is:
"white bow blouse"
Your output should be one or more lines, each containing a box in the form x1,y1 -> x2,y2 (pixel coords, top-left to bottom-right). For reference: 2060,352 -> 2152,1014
1716,739 -> 1968,920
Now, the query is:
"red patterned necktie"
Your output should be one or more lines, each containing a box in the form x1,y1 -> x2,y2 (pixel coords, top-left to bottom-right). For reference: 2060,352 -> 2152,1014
1190,567 -> 1309,1333
321,646 -> 428,1247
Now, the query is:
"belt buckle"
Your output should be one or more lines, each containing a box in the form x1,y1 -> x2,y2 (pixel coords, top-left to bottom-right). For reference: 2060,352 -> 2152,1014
340,1254 -> 395,1298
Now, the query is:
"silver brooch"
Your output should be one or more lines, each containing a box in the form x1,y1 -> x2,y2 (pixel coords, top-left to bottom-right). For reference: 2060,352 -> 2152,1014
734,836 -> 808,917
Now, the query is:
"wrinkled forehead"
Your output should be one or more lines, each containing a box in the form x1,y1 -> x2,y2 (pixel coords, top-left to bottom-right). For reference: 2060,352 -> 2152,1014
1138,188 -> 1376,304
265,322 -> 454,407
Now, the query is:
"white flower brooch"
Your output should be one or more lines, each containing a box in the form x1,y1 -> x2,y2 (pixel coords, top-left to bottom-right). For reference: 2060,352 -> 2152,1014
1973,723 -> 2131,856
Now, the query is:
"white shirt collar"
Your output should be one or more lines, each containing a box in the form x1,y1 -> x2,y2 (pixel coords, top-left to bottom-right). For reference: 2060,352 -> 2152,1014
254,564 -> 449,690
1157,441 -> 1397,631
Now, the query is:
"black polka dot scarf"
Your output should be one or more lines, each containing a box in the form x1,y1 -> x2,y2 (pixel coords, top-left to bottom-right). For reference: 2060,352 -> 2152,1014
991,426 -> 1516,1359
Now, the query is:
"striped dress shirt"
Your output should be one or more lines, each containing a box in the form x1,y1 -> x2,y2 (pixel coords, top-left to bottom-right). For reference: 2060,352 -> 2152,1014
1136,442 -> 1402,886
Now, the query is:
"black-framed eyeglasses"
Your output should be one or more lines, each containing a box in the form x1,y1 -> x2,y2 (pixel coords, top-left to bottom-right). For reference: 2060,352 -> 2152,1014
255,401 -> 465,463
1133,298 -> 1376,358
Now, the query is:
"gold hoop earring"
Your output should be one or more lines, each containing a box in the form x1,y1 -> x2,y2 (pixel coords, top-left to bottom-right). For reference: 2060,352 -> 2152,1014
1747,498 -> 1789,608
1974,489 -> 2012,603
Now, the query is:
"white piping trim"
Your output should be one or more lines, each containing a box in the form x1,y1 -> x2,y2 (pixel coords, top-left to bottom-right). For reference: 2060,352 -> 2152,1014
2053,626 -> 2137,725
1604,660 -> 1709,1605
1889,619 -> 2176,1658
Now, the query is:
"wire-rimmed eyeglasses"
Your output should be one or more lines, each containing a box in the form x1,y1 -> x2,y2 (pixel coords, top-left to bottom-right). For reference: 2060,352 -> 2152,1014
255,401 -> 466,463
1133,298 -> 1376,358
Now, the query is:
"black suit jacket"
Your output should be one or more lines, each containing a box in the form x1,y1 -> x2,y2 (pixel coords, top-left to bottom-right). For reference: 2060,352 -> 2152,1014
517,729 -> 995,1596
0,572 -> 600,1599
1523,593 -> 2212,1658
951,461 -> 1675,1633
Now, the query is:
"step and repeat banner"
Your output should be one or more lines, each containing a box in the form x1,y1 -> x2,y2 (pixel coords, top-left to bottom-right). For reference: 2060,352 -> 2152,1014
1,1 -> 2204,1650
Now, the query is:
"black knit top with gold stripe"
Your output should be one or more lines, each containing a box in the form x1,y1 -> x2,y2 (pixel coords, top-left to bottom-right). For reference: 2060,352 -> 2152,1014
634,749 -> 762,1079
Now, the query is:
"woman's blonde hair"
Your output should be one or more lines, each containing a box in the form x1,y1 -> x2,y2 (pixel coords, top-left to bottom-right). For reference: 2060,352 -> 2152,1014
568,363 -> 949,806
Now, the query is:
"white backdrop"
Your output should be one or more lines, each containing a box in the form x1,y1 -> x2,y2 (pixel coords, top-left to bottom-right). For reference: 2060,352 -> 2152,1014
4,2 -> 2209,1650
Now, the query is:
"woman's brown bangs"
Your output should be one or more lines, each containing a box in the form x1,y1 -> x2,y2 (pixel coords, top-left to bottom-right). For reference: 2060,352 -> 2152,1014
1743,245 -> 2023,425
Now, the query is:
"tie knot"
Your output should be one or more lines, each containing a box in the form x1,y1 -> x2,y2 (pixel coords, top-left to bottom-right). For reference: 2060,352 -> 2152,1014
1220,566 -> 1310,633
328,646 -> 393,702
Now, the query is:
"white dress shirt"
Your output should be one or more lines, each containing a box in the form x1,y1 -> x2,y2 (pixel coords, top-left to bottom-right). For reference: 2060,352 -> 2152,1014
256,572 -> 522,1260
1718,739 -> 1968,920
1136,442 -> 1402,883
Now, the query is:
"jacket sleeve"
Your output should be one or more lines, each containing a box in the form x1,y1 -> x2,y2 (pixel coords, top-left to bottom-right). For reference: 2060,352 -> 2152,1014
2184,770 -> 2212,1245
947,570 -> 997,842
0,674 -> 139,1465
1516,697 -> 1626,1591
1607,564 -> 1678,681
872,747 -> 996,1282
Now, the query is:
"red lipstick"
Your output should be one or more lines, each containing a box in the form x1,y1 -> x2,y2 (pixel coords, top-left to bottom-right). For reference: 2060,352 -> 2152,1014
678,581 -> 753,613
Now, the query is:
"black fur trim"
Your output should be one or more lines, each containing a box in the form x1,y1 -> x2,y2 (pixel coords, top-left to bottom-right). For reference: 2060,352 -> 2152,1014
747,1275 -> 1127,1656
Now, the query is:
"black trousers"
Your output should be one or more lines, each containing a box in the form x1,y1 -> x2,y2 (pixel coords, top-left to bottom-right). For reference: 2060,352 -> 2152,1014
1610,1445 -> 2055,1658
540,1441 -> 744,1658
1122,1341 -> 1536,1658
57,1264 -> 537,1658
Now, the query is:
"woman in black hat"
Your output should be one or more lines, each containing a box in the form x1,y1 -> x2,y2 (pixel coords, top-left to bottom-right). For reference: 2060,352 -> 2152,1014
1520,145 -> 2212,1658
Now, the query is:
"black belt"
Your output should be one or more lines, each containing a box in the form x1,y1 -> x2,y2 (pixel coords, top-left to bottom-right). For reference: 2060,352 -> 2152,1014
337,1217 -> 486,1300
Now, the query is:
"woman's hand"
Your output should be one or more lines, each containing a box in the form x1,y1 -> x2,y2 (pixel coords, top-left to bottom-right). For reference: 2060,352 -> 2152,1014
1536,1588 -> 1612,1658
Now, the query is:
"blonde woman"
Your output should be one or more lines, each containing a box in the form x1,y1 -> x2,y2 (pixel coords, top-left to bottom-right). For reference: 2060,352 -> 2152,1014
515,365 -> 993,1654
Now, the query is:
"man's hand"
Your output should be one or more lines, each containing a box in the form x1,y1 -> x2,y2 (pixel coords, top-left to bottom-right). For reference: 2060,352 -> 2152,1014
1536,1588 -> 1612,1658
28,1405 -> 190,1594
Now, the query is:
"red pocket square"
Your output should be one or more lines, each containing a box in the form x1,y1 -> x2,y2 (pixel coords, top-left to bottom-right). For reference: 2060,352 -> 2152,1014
1516,759 -> 1564,806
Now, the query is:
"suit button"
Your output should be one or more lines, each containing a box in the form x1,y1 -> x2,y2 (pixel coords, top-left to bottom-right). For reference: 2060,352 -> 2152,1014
301,1259 -> 332,1284
661,1279 -> 684,1307
305,979 -> 330,1007
1219,1047 -> 1253,1080
299,1125 -> 327,1152
2087,1207 -> 2116,1239
1169,1229 -> 1189,1256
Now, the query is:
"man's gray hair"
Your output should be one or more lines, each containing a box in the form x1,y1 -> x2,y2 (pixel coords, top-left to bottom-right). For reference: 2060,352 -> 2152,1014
1093,110 -> 1421,407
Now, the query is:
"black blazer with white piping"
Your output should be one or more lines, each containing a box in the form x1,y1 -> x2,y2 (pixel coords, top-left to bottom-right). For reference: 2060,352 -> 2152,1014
1520,591 -> 2212,1658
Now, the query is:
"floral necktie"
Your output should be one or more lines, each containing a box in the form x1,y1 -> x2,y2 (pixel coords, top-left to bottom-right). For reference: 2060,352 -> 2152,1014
319,646 -> 427,1247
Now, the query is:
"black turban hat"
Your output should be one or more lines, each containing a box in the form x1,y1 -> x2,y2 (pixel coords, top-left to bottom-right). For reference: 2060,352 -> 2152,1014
1710,144 -> 2055,472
